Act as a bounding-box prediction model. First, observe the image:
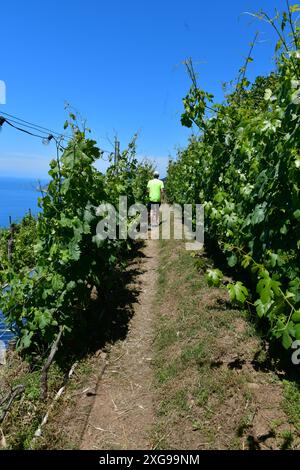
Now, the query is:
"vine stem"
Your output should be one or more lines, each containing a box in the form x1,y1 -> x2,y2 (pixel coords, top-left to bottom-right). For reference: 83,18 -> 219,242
263,10 -> 299,79
236,32 -> 260,102
40,325 -> 64,400
286,0 -> 299,50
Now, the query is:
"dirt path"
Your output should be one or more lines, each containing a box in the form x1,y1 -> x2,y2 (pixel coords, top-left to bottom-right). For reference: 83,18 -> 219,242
80,240 -> 159,450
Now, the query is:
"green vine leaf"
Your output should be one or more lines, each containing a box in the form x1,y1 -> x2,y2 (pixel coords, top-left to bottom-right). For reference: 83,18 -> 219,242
227,282 -> 249,303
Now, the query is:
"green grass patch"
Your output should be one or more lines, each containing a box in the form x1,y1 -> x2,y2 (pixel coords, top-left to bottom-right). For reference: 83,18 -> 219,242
282,380 -> 300,433
181,343 -> 207,365
155,362 -> 179,384
159,389 -> 189,416
155,327 -> 178,350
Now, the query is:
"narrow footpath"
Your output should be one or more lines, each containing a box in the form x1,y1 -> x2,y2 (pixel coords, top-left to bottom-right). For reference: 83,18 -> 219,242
81,240 -> 159,450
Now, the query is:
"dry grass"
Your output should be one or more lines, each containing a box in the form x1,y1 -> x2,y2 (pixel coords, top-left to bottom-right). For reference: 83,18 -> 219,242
0,349 -> 65,449
0,348 -> 104,450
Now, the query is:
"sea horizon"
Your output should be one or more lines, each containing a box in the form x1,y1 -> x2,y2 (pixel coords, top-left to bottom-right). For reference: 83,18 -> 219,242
0,176 -> 49,228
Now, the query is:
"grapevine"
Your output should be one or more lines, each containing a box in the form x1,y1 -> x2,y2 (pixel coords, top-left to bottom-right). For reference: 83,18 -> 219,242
166,4 -> 300,350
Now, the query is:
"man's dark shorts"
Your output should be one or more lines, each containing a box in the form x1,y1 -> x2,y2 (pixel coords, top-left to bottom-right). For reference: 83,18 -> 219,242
147,201 -> 161,212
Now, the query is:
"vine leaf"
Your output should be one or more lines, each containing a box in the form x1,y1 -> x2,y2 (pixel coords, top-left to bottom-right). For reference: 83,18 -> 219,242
227,282 -> 249,303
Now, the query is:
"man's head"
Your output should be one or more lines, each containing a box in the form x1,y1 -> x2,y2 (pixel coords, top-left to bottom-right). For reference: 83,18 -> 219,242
153,171 -> 159,179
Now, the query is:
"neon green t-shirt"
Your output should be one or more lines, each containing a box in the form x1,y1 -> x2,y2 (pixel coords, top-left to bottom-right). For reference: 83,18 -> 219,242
147,179 -> 164,202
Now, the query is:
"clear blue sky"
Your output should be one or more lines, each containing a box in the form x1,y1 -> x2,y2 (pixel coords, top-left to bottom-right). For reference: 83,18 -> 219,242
0,0 -> 283,178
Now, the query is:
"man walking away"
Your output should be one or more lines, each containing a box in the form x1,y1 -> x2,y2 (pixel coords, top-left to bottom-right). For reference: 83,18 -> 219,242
147,171 -> 164,227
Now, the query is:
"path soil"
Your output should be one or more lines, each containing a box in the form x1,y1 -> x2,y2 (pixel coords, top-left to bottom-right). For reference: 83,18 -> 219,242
80,240 -> 158,450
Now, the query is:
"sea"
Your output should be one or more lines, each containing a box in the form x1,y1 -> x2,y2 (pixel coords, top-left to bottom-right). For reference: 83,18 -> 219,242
0,177 -> 47,348
0,176 -> 47,227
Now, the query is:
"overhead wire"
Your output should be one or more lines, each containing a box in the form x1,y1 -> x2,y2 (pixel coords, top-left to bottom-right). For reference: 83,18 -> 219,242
0,110 -> 66,138
4,118 -> 48,139
3,117 -> 72,145
0,112 -> 115,155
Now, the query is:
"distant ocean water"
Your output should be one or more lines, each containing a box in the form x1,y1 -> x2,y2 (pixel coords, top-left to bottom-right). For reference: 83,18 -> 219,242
0,176 -> 48,228
0,177 -> 48,346
0,306 -> 14,347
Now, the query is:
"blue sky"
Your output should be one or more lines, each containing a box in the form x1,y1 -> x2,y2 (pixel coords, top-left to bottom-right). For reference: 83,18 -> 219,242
0,0 -> 283,178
